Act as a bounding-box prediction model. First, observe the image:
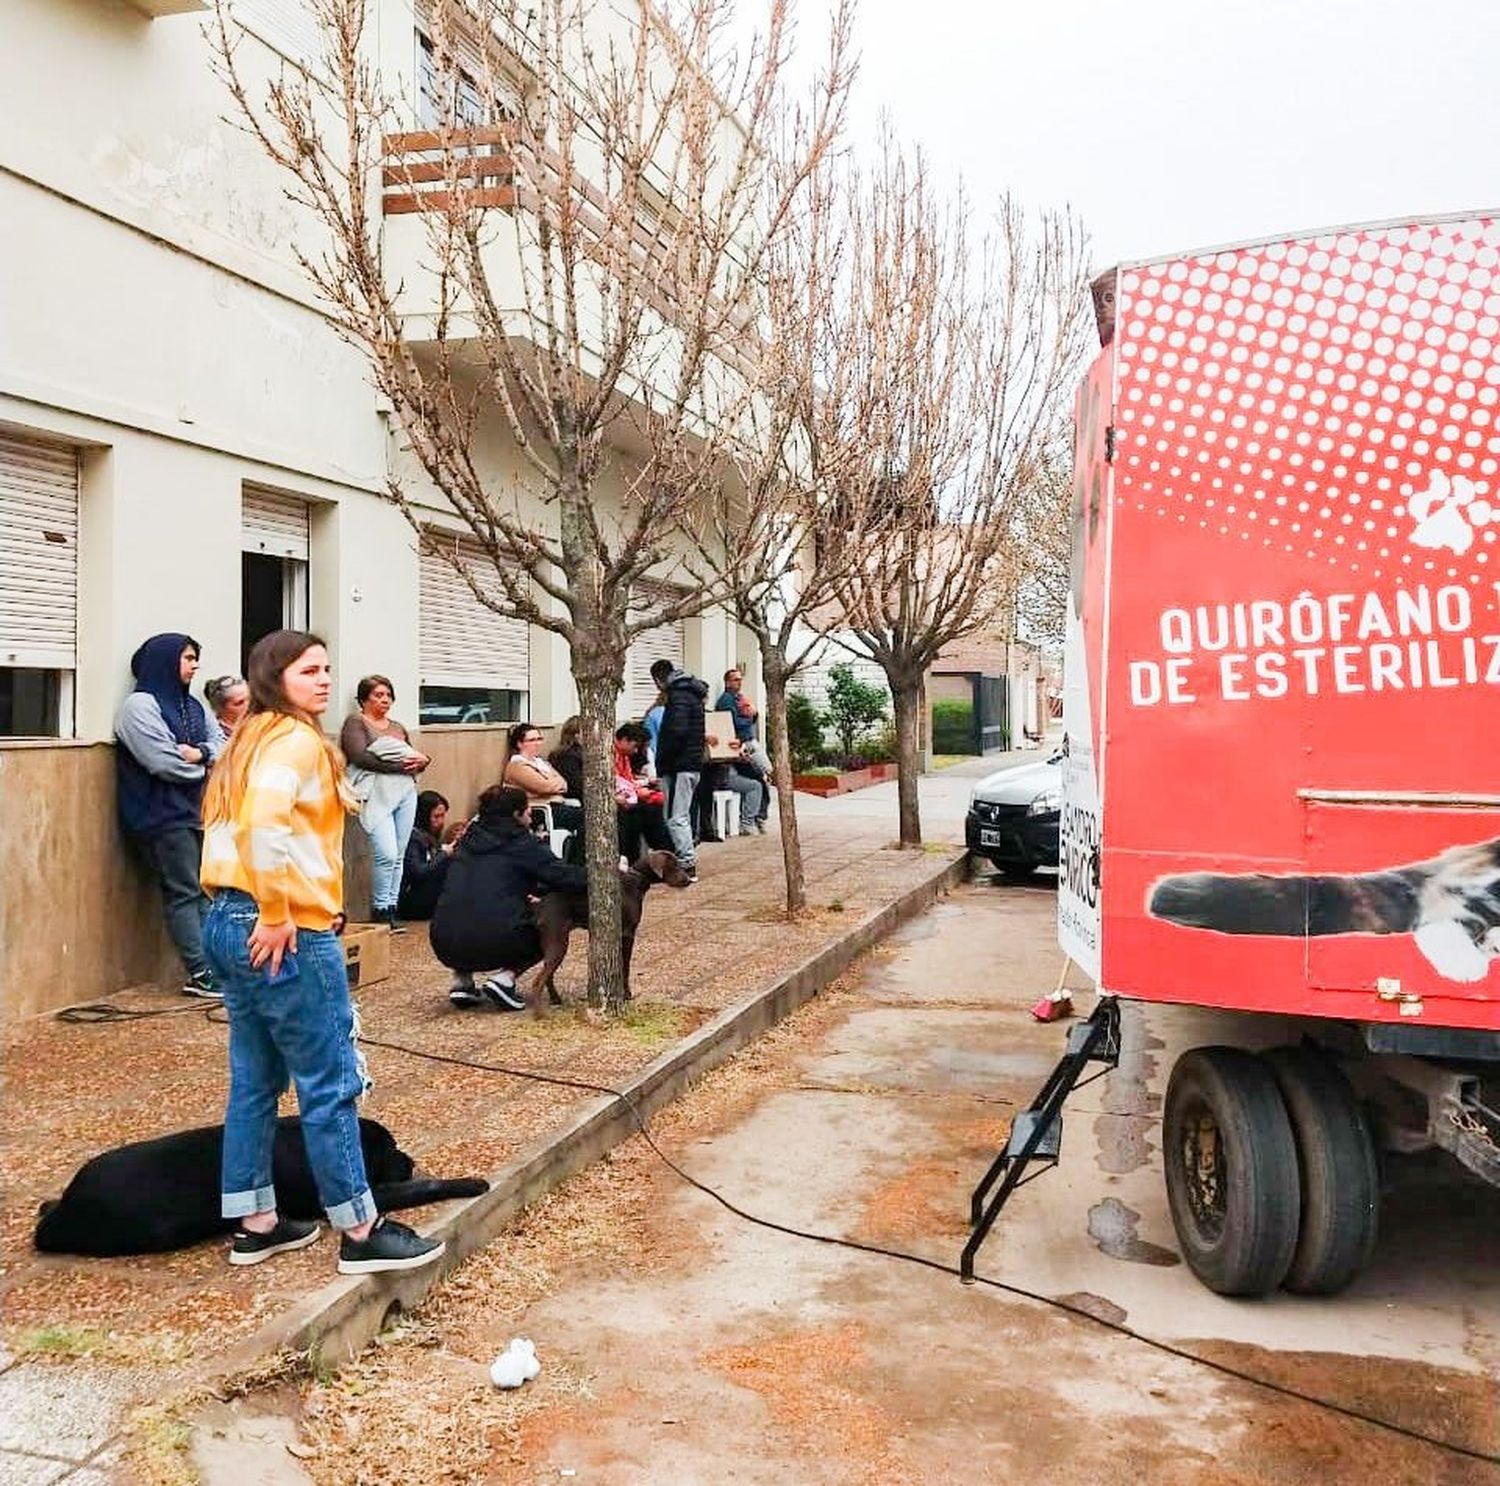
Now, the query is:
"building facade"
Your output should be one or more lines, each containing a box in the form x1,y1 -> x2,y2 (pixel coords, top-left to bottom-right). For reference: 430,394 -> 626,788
0,0 -> 753,1014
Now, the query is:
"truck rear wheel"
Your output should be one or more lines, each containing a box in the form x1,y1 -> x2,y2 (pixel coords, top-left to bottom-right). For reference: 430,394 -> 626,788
1163,1047 -> 1300,1296
1266,1046 -> 1379,1295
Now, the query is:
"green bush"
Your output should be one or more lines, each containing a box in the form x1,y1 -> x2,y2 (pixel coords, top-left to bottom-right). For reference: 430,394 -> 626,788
825,663 -> 889,757
786,690 -> 828,771
861,722 -> 898,764
931,698 -> 976,754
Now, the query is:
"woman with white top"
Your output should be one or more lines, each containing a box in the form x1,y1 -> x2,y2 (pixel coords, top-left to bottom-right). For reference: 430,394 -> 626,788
340,674 -> 429,932
500,721 -> 582,838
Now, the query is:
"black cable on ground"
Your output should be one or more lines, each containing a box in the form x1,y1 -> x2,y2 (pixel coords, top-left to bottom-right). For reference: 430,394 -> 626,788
356,1032 -> 1500,1471
53,1001 -> 219,1025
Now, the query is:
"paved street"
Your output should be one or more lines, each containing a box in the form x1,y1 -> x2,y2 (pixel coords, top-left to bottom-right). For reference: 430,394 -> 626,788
218,868 -> 1500,1484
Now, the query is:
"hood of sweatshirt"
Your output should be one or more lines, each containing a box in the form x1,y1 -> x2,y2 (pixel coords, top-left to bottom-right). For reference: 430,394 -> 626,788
661,668 -> 708,700
459,815 -> 532,856
130,632 -> 208,746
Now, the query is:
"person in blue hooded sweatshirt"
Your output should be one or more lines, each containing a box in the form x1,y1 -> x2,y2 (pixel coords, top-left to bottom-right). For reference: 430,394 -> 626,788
114,633 -> 223,996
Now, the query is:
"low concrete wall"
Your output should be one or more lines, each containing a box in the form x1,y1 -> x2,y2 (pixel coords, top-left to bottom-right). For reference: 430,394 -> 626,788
0,724 -> 566,1021
0,742 -> 177,1024
417,723 -> 512,820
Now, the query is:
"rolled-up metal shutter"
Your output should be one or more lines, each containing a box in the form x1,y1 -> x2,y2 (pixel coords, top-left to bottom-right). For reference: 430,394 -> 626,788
624,581 -> 687,718
419,533 -> 530,692
0,431 -> 78,670
231,0 -> 322,66
242,487 -> 310,561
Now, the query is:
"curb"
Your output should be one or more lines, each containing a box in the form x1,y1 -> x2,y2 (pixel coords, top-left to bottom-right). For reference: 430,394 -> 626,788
214,848 -> 970,1374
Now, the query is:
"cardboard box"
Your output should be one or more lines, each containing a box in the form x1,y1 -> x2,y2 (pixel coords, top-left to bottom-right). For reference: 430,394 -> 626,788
705,708 -> 740,760
342,922 -> 391,990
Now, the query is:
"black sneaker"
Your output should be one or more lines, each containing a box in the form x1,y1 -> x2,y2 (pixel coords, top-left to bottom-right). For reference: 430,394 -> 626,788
377,908 -> 408,936
480,975 -> 525,1012
683,868 -> 698,884
183,971 -> 222,999
337,1217 -> 445,1275
448,976 -> 482,1009
229,1217 -> 321,1266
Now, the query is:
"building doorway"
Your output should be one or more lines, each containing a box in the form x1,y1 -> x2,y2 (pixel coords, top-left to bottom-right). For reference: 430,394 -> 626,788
241,487 -> 310,670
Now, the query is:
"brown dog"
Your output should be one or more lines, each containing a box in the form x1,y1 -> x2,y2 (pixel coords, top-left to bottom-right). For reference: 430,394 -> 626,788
528,848 -> 692,1008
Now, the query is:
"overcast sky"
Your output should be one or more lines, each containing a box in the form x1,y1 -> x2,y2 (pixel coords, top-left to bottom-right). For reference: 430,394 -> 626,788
817,0 -> 1499,270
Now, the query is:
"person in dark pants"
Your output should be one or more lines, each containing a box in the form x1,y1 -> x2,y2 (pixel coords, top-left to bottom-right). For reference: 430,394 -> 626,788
114,632 -> 223,996
650,657 -> 709,882
549,716 -> 585,801
615,722 -> 671,861
430,786 -> 587,1010
396,790 -> 454,922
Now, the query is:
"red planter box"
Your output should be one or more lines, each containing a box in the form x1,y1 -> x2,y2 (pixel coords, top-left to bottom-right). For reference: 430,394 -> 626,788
794,763 -> 896,796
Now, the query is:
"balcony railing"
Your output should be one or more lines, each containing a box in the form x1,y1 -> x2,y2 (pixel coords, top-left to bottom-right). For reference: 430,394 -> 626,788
381,127 -> 518,216
379,127 -> 759,373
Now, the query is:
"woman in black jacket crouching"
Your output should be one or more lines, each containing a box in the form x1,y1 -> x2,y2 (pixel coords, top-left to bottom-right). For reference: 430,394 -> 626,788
430,785 -> 587,1010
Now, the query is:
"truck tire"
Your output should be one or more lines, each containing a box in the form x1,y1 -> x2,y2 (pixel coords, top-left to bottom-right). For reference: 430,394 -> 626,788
1163,1047 -> 1300,1297
1266,1046 -> 1379,1295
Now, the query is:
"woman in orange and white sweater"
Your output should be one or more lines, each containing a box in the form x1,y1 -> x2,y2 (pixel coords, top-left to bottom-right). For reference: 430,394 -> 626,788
200,630 -> 443,1277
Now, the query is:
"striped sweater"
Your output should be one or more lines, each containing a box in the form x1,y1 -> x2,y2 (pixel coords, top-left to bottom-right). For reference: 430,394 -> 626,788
201,718 -> 348,929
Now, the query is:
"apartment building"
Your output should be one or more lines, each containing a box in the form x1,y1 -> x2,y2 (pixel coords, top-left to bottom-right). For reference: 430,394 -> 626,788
0,0 -> 752,1012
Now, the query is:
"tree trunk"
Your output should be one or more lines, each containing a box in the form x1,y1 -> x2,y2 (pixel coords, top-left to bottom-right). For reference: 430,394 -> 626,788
575,673 -> 626,1010
892,676 -> 923,847
760,650 -> 806,917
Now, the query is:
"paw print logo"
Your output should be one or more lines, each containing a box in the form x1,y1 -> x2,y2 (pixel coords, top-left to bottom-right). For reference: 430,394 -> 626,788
1407,471 -> 1496,556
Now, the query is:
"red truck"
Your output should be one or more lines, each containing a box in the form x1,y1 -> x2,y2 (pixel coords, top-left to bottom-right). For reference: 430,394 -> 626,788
968,212 -> 1500,1297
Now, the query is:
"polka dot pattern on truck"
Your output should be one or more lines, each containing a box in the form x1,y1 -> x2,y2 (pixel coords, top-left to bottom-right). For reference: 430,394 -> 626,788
1113,218 -> 1500,585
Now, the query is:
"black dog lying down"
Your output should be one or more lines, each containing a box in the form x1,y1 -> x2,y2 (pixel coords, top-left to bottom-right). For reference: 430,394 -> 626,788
34,1116 -> 487,1257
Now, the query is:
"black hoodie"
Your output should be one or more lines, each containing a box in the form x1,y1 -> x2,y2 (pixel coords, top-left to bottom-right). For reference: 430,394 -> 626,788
654,667 -> 709,775
429,814 -> 587,968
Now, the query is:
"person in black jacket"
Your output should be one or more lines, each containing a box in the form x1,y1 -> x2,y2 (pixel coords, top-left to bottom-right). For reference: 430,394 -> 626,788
396,790 -> 453,922
649,658 -> 709,882
430,786 -> 587,1010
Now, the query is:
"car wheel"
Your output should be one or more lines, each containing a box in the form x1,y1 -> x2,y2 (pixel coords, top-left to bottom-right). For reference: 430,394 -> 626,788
999,862 -> 1037,881
1163,1046 -> 1300,1297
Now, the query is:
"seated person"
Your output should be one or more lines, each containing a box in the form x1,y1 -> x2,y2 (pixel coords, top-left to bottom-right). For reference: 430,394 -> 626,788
549,716 -> 584,800
397,790 -> 455,922
720,741 -> 767,834
615,722 -> 672,861
692,731 -> 764,839
733,737 -> 772,828
502,721 -> 583,838
430,785 -> 587,1010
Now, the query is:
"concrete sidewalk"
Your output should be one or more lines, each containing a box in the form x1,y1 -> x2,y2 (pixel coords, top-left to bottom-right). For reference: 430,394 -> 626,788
0,772 -> 975,1482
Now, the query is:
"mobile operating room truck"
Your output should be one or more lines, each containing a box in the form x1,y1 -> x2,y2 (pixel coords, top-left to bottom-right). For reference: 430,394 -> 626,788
966,212 -> 1500,1297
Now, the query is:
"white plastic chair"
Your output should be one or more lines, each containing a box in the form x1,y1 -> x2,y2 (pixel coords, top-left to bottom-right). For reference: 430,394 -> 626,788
711,790 -> 739,839
532,799 -> 581,858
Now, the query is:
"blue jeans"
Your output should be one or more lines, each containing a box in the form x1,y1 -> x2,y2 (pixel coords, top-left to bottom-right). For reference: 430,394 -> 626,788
364,787 -> 417,912
141,827 -> 209,978
205,890 -> 375,1230
661,771 -> 699,870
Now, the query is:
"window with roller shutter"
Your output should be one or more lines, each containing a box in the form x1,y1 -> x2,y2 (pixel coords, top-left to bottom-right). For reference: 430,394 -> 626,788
418,534 -> 530,724
0,430 -> 78,737
623,581 -> 688,719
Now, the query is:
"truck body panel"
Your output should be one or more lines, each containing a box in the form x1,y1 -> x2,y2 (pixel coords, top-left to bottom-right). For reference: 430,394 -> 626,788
1062,214 -> 1500,1032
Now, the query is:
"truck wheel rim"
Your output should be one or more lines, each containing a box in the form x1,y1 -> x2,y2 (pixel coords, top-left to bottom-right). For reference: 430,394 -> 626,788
1181,1107 -> 1227,1242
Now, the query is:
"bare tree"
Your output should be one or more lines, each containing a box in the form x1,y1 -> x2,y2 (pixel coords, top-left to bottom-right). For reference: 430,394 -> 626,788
1012,452 -> 1074,648
681,96 -> 864,917
212,0 -> 847,1005
810,137 -> 1093,845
